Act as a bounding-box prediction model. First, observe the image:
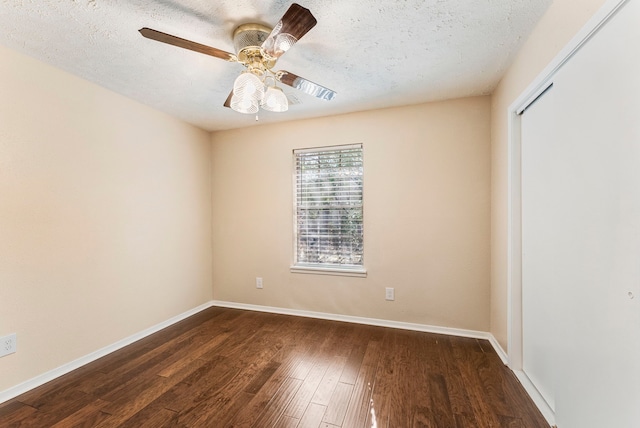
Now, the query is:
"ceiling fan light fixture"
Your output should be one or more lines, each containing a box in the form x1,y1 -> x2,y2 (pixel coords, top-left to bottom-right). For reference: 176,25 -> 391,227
261,86 -> 289,112
140,3 -> 336,116
230,94 -> 259,114
233,72 -> 265,103
263,33 -> 298,59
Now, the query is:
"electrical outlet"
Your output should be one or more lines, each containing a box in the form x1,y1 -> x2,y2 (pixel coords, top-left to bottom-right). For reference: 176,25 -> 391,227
385,287 -> 395,301
0,333 -> 17,357
256,277 -> 263,289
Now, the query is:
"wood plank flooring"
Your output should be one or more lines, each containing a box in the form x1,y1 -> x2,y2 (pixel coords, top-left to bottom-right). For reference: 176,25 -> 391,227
0,307 -> 549,427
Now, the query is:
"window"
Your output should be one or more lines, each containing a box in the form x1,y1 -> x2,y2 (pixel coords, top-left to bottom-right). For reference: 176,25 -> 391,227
292,144 -> 365,276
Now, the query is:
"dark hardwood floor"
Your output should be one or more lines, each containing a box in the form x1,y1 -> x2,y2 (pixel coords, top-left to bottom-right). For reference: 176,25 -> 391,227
0,307 -> 549,427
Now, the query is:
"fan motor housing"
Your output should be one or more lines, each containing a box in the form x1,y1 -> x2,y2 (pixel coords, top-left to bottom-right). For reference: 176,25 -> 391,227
233,23 -> 275,69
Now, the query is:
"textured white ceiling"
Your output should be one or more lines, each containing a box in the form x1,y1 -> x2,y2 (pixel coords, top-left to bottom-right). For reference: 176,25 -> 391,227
0,0 -> 550,131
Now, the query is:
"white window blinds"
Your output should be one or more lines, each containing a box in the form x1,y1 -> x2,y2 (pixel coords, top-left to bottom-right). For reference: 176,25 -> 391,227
294,144 -> 364,270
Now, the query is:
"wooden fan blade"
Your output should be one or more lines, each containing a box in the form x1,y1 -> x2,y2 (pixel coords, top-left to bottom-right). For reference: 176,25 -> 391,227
277,71 -> 336,101
139,28 -> 236,62
262,4 -> 317,59
223,90 -> 234,108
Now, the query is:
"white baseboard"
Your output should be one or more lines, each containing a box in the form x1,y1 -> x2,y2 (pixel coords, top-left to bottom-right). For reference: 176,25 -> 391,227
488,335 -> 509,365
513,370 -> 556,427
0,301 -> 216,405
211,300 -> 507,359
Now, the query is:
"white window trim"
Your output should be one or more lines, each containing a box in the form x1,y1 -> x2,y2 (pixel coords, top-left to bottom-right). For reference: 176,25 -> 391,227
291,144 -> 365,277
290,264 -> 367,278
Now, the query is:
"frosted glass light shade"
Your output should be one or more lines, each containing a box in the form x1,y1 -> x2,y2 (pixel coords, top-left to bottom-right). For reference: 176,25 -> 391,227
233,72 -> 264,103
262,30 -> 298,59
230,94 -> 259,114
261,86 -> 288,112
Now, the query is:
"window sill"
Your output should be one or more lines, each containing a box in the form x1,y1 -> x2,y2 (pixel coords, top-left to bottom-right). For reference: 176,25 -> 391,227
290,264 -> 367,278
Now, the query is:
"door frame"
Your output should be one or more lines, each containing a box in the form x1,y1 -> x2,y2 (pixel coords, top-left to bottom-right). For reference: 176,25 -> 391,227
506,0 -> 627,424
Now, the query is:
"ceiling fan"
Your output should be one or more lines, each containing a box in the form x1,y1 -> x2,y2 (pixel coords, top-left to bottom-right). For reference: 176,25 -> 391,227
139,3 -> 336,115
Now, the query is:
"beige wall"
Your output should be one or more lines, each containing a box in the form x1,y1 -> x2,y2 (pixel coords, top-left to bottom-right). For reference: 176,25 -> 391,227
0,46 -> 213,392
490,0 -> 609,349
212,97 -> 491,331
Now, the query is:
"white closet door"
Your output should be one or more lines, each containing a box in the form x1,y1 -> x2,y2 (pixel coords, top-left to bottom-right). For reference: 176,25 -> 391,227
521,1 -> 640,426
551,1 -> 640,426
